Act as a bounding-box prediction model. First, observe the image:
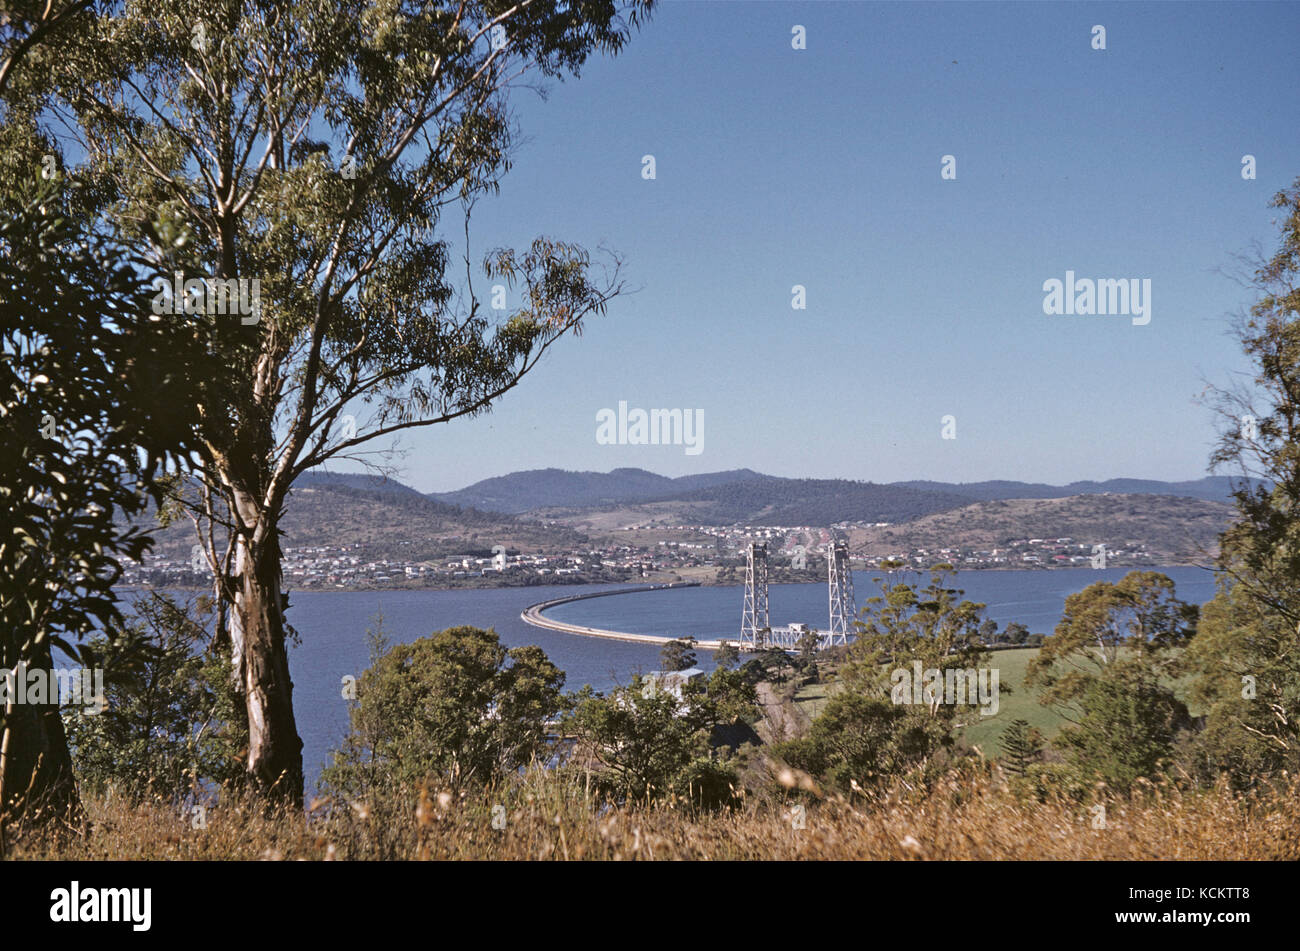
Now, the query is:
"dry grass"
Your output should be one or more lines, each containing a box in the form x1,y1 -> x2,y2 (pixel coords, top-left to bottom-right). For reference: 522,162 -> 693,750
6,769 -> 1299,861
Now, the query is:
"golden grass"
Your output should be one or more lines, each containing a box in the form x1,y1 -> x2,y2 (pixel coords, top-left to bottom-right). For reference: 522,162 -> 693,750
7,769 -> 1299,861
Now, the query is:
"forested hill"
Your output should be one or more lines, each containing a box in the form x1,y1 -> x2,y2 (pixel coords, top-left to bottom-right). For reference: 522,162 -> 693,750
137,475 -> 587,563
428,467 -> 1256,526
427,466 -> 762,514
630,476 -> 973,525
131,470 -> 1241,561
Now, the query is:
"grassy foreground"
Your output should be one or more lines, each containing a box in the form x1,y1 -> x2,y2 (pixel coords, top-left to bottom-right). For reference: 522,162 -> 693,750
7,770 -> 1299,861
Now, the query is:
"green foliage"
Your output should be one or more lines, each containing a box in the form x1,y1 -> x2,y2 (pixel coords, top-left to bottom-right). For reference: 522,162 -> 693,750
1020,761 -> 1091,804
564,678 -> 706,803
998,719 -> 1043,777
1195,180 -> 1300,781
1027,570 -> 1194,720
843,566 -> 992,722
848,566 -> 989,669
659,637 -> 697,672
775,568 -> 993,793
322,624 -> 565,797
1052,660 -> 1191,792
1002,622 -> 1030,645
796,628 -> 820,661
64,593 -> 246,801
0,179 -> 220,671
2,0 -> 658,803
0,153 -> 227,819
673,758 -> 741,813
703,666 -> 759,728
773,691 -> 955,793
563,668 -> 752,806
21,1 -> 659,492
740,647 -> 795,684
1022,573 -> 1195,792
1184,571 -> 1300,786
713,641 -> 740,671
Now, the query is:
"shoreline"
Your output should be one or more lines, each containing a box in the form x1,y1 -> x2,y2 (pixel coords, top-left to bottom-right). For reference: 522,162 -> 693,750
116,560 -> 1216,596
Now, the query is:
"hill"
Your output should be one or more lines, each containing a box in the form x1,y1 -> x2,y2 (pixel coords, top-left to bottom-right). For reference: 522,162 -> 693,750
893,475 -> 1259,504
428,467 -> 1257,525
130,471 -> 1239,573
138,475 -> 587,564
427,466 -> 762,513
624,476 -> 973,526
295,470 -> 430,499
846,493 -> 1231,564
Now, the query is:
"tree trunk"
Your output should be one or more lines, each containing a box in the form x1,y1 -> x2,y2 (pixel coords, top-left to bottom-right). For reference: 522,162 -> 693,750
0,643 -> 82,832
229,518 -> 303,807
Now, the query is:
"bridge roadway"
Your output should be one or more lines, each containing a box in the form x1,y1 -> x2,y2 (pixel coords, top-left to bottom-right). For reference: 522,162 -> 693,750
520,581 -> 725,650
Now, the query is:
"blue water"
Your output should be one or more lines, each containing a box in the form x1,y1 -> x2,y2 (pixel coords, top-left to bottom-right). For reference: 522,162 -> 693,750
547,566 -> 1220,643
131,566 -> 1219,790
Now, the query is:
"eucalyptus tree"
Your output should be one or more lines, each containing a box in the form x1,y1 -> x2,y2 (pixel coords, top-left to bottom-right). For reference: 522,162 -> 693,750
1,0 -> 226,830
1191,178 -> 1300,777
20,0 -> 654,802
0,181 -> 211,829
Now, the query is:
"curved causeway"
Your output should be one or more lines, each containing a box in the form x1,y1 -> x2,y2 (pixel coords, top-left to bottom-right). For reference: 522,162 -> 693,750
520,582 -> 724,650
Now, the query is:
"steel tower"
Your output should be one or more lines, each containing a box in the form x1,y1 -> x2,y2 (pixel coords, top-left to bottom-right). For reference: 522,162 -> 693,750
740,542 -> 769,649
827,540 -> 856,646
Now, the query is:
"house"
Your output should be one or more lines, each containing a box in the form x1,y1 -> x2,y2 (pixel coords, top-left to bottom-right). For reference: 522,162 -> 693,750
644,667 -> 706,703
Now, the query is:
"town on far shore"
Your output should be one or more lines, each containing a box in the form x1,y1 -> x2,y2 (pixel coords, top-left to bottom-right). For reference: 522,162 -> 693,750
120,521 -> 1156,591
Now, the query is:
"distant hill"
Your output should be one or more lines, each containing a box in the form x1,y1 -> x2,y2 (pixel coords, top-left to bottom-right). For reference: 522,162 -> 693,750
893,476 -> 1260,504
426,467 -> 1256,527
130,470 -> 1241,569
296,470 -> 430,499
848,493 -> 1232,564
139,474 -> 586,563
427,467 -> 762,514
624,476 -> 973,526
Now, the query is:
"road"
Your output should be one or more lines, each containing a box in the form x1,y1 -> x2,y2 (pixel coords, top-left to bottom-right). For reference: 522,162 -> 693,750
520,582 -> 726,650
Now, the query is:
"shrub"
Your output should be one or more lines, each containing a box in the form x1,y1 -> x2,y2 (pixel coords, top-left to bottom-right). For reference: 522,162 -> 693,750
322,624 -> 565,797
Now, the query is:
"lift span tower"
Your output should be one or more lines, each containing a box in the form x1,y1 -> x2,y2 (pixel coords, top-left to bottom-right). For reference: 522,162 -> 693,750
738,540 -> 856,651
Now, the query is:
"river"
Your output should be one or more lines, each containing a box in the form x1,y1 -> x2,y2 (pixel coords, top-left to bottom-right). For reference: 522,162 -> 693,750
134,565 -> 1219,789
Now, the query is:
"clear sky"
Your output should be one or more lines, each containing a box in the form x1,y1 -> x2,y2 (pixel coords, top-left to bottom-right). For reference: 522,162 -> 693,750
349,1 -> 1300,494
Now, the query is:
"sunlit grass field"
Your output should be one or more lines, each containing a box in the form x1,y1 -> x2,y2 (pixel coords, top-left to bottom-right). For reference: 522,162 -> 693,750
10,769 -> 1297,861
793,646 -> 1202,759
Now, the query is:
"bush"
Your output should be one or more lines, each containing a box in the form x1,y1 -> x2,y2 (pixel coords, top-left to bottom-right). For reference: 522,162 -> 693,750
563,678 -> 708,804
1053,661 -> 1192,793
63,592 -> 245,803
673,758 -> 741,813
563,671 -> 754,808
322,624 -> 565,798
1020,761 -> 1091,804
772,691 -> 955,794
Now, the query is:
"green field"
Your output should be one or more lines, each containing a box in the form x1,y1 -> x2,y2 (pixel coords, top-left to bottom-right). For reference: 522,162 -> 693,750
791,645 -> 1205,759
955,648 -> 1068,755
792,648 -> 1069,757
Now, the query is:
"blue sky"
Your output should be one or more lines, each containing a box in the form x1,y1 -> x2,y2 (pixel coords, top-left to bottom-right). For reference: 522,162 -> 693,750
357,1 -> 1300,494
